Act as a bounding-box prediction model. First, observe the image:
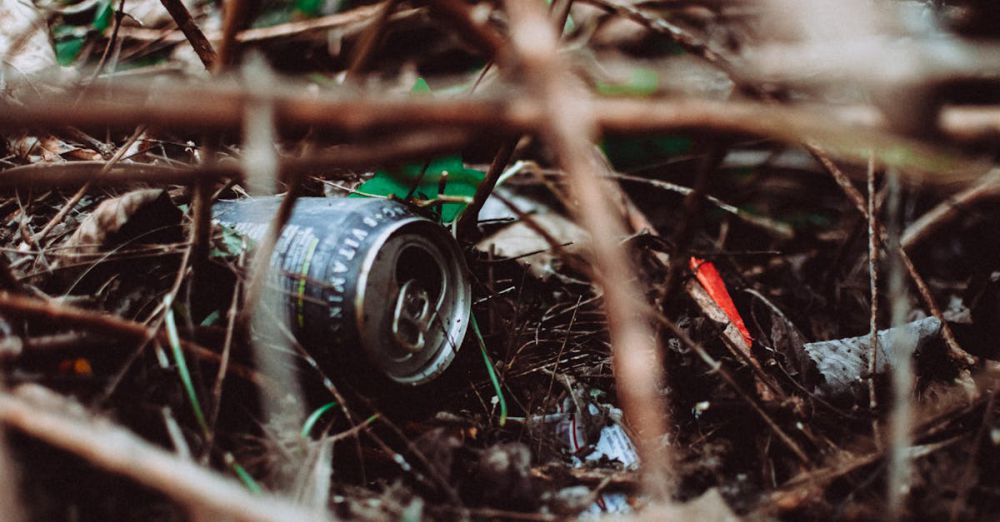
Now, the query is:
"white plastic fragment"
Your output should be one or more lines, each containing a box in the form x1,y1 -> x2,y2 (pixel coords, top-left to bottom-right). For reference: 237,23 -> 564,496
583,492 -> 633,517
542,394 -> 640,516
585,422 -> 639,470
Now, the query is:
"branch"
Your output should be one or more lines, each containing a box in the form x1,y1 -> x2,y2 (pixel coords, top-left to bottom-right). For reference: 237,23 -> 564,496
1,86 -> 994,175
504,0 -> 675,499
158,0 -> 217,69
0,129 -> 475,189
0,384 -> 325,522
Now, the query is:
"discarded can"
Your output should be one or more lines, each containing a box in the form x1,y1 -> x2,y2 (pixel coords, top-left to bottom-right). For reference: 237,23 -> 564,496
213,197 -> 471,385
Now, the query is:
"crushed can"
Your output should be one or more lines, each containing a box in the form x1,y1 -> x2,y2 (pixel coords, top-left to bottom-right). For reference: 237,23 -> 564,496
213,196 -> 471,385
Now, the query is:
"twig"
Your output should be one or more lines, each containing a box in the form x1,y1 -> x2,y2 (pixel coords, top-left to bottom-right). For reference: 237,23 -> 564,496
489,191 -> 593,277
660,142 -> 726,302
0,384 -> 327,522
686,279 -> 783,402
579,0 -> 733,72
159,0 -> 218,70
119,4 -> 399,45
456,140 -> 516,239
190,178 -> 212,272
215,0 -> 252,70
867,154 -> 882,445
885,168 -> 913,520
345,0 -> 398,79
205,246 -> 246,454
32,125 -> 147,246
549,0 -> 575,32
948,388 -> 998,522
0,129 -> 475,189
653,312 -> 811,465
901,169 -> 1000,250
428,0 -> 507,59
606,172 -> 794,239
88,0 -> 128,83
0,291 -> 266,387
504,0 -> 674,499
1,90 -> 993,176
451,0 -> 572,241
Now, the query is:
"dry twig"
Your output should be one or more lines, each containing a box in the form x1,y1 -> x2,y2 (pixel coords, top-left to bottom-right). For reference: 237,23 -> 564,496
0,384 -> 326,522
159,0 -> 217,69
504,0 -> 674,499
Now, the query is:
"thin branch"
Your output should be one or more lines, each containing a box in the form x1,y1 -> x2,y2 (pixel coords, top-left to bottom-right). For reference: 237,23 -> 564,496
1,90 -> 994,173
159,0 -> 218,70
902,169 -> 1000,250
0,292 -> 266,387
428,0 -> 508,59
504,0 -> 675,499
0,129 -> 475,189
215,0 -> 252,70
119,4 -> 397,45
653,312 -> 811,465
33,125 -> 147,246
885,168 -> 913,520
0,384 -> 326,522
345,0 -> 399,79
867,153 -> 883,445
456,140 -> 516,239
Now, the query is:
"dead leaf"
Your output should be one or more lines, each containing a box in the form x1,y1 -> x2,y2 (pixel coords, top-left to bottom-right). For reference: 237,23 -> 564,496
0,0 -> 59,98
57,189 -> 180,266
6,132 -> 102,163
476,212 -> 589,280
0,0 -> 56,74
802,316 -> 943,399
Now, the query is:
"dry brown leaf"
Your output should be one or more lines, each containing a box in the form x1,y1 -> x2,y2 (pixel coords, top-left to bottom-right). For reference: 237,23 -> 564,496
0,0 -> 56,72
0,0 -> 58,97
6,132 -> 101,162
476,212 -> 590,280
57,189 -> 171,266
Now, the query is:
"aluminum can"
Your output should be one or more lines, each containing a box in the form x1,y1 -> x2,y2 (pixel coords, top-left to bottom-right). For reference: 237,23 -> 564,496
213,197 -> 471,385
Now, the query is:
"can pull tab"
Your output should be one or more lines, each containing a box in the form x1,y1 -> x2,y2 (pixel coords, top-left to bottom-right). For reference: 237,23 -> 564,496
391,279 -> 435,353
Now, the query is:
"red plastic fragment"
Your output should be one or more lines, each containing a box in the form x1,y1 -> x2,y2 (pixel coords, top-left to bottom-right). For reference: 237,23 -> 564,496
689,257 -> 753,348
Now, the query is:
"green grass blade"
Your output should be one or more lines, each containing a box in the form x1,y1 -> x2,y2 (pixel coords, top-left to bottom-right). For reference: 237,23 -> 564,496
471,314 -> 507,426
164,296 -> 209,436
301,401 -> 340,438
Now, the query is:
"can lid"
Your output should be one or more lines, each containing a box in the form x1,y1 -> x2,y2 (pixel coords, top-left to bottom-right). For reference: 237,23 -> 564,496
355,218 -> 471,385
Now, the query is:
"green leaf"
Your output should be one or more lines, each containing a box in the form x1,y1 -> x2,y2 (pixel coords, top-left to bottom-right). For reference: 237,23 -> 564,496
601,134 -> 693,170
596,67 -> 659,97
411,76 -> 432,95
210,224 -> 250,258
55,37 -> 85,66
352,78 -> 484,223
93,1 -> 113,32
355,159 -> 484,223
295,0 -> 324,17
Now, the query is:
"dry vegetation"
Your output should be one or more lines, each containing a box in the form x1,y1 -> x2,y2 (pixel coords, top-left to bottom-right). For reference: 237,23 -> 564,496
1,0 -> 1000,520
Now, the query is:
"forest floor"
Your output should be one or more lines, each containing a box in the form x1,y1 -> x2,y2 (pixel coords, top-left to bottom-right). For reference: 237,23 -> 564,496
1,0 -> 1000,520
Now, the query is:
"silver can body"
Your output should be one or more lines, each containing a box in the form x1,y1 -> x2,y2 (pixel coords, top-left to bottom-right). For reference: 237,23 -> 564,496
213,197 -> 471,385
